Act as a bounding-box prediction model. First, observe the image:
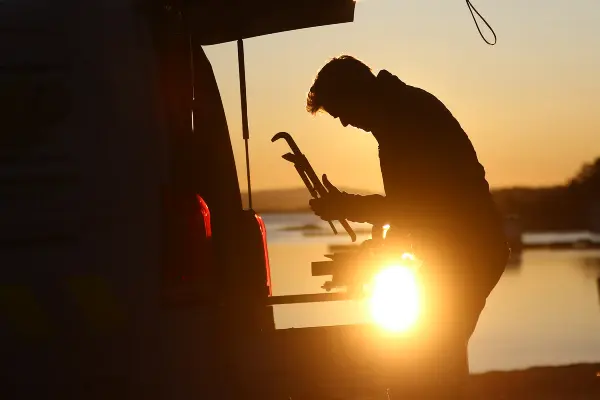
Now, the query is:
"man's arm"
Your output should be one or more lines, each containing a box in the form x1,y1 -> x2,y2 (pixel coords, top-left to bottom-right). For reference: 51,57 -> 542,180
338,193 -> 390,225
309,192 -> 390,225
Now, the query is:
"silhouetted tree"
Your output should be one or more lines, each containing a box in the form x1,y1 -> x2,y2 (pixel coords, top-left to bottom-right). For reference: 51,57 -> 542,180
492,157 -> 600,232
568,157 -> 600,231
569,158 -> 600,193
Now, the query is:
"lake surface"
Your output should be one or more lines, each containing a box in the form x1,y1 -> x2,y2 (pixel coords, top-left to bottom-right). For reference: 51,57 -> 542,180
261,213 -> 600,374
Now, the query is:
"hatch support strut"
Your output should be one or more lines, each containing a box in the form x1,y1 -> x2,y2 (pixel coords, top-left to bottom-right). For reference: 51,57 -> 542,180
237,39 -> 253,209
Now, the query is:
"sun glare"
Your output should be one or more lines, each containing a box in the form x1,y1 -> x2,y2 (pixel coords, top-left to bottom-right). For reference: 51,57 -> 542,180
369,265 -> 420,333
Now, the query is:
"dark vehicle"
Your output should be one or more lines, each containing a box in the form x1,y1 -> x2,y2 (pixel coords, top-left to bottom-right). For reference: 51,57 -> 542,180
1,1 -> 496,399
0,1 -> 362,399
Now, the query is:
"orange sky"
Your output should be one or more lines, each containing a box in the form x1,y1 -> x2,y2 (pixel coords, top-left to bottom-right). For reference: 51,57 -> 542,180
204,0 -> 599,194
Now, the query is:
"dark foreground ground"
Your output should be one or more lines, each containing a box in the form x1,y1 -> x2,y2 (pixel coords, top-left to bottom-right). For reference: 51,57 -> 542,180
467,363 -> 600,399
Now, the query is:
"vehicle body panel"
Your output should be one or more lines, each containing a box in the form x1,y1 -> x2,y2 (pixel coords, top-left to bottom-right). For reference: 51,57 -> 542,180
1,0 -> 357,398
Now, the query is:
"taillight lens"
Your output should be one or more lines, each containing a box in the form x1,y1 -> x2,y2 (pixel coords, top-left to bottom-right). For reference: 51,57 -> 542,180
160,191 -> 214,307
196,195 -> 212,238
254,214 -> 272,296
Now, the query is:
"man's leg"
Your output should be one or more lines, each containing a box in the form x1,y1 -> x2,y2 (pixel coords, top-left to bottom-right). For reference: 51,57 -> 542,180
416,293 -> 485,399
387,262 -> 492,399
414,252 -> 506,399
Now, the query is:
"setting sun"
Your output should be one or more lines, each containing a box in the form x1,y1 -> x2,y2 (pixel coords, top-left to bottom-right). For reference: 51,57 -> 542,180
368,264 -> 420,333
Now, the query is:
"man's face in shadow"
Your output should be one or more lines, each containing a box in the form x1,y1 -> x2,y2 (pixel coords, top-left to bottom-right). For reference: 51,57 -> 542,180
325,95 -> 374,133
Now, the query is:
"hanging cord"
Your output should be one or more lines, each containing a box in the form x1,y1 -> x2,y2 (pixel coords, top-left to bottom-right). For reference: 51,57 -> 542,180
465,0 -> 497,45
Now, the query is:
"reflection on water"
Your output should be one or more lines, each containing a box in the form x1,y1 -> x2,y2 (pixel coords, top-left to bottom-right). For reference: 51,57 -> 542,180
581,255 -> 600,271
468,250 -> 600,373
263,213 -> 600,373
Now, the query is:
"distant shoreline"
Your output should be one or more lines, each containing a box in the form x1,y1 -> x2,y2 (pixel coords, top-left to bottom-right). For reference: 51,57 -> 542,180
467,362 -> 600,399
243,163 -> 600,233
256,208 -> 312,214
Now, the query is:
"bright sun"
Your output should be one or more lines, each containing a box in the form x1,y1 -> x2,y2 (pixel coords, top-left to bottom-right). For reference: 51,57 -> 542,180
368,265 -> 420,333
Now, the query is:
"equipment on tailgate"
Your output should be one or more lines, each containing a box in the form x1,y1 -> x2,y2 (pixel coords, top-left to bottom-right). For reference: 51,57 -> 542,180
271,131 -> 356,243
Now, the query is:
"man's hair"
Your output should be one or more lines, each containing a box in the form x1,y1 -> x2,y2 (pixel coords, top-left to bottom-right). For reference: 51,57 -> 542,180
306,55 -> 374,115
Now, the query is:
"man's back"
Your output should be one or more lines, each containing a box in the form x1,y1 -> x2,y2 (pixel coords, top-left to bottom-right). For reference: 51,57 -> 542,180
373,70 -> 505,260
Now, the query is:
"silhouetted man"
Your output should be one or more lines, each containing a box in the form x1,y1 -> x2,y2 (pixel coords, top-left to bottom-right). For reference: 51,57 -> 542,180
306,55 -> 509,399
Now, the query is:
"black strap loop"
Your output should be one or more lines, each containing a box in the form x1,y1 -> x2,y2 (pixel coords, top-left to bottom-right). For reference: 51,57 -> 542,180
466,0 -> 497,45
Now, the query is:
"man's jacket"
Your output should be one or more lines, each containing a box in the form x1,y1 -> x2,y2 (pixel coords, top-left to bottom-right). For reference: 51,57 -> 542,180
340,70 -> 508,266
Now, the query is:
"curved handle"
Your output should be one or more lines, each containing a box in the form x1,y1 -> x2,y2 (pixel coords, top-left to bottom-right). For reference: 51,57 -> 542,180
271,132 -> 302,155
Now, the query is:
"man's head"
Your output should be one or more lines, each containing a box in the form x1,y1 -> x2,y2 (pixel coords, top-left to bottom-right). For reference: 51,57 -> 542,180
306,55 -> 378,131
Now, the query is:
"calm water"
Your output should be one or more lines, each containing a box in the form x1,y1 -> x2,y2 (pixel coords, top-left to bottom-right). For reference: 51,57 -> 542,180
262,213 -> 600,373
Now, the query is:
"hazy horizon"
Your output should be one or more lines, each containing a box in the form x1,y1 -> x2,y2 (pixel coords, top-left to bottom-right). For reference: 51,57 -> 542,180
239,181 -> 575,195
204,0 -> 599,194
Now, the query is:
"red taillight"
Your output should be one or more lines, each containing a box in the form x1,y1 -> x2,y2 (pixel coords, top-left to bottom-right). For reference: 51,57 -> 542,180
196,195 -> 212,238
254,214 -> 272,297
160,191 -> 214,306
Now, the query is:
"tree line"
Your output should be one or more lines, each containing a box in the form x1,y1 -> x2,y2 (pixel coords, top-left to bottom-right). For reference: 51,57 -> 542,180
493,158 -> 600,232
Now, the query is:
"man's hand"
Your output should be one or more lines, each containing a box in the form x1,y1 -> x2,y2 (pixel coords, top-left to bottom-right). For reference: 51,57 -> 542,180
309,174 -> 347,221
309,196 -> 344,221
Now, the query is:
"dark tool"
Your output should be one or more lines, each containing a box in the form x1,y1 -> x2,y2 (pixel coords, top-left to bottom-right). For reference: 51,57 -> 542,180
272,131 -> 357,243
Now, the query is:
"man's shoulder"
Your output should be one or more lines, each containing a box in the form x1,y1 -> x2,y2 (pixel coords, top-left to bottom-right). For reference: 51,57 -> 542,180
377,71 -> 438,114
377,70 -> 434,95
376,69 -> 407,89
